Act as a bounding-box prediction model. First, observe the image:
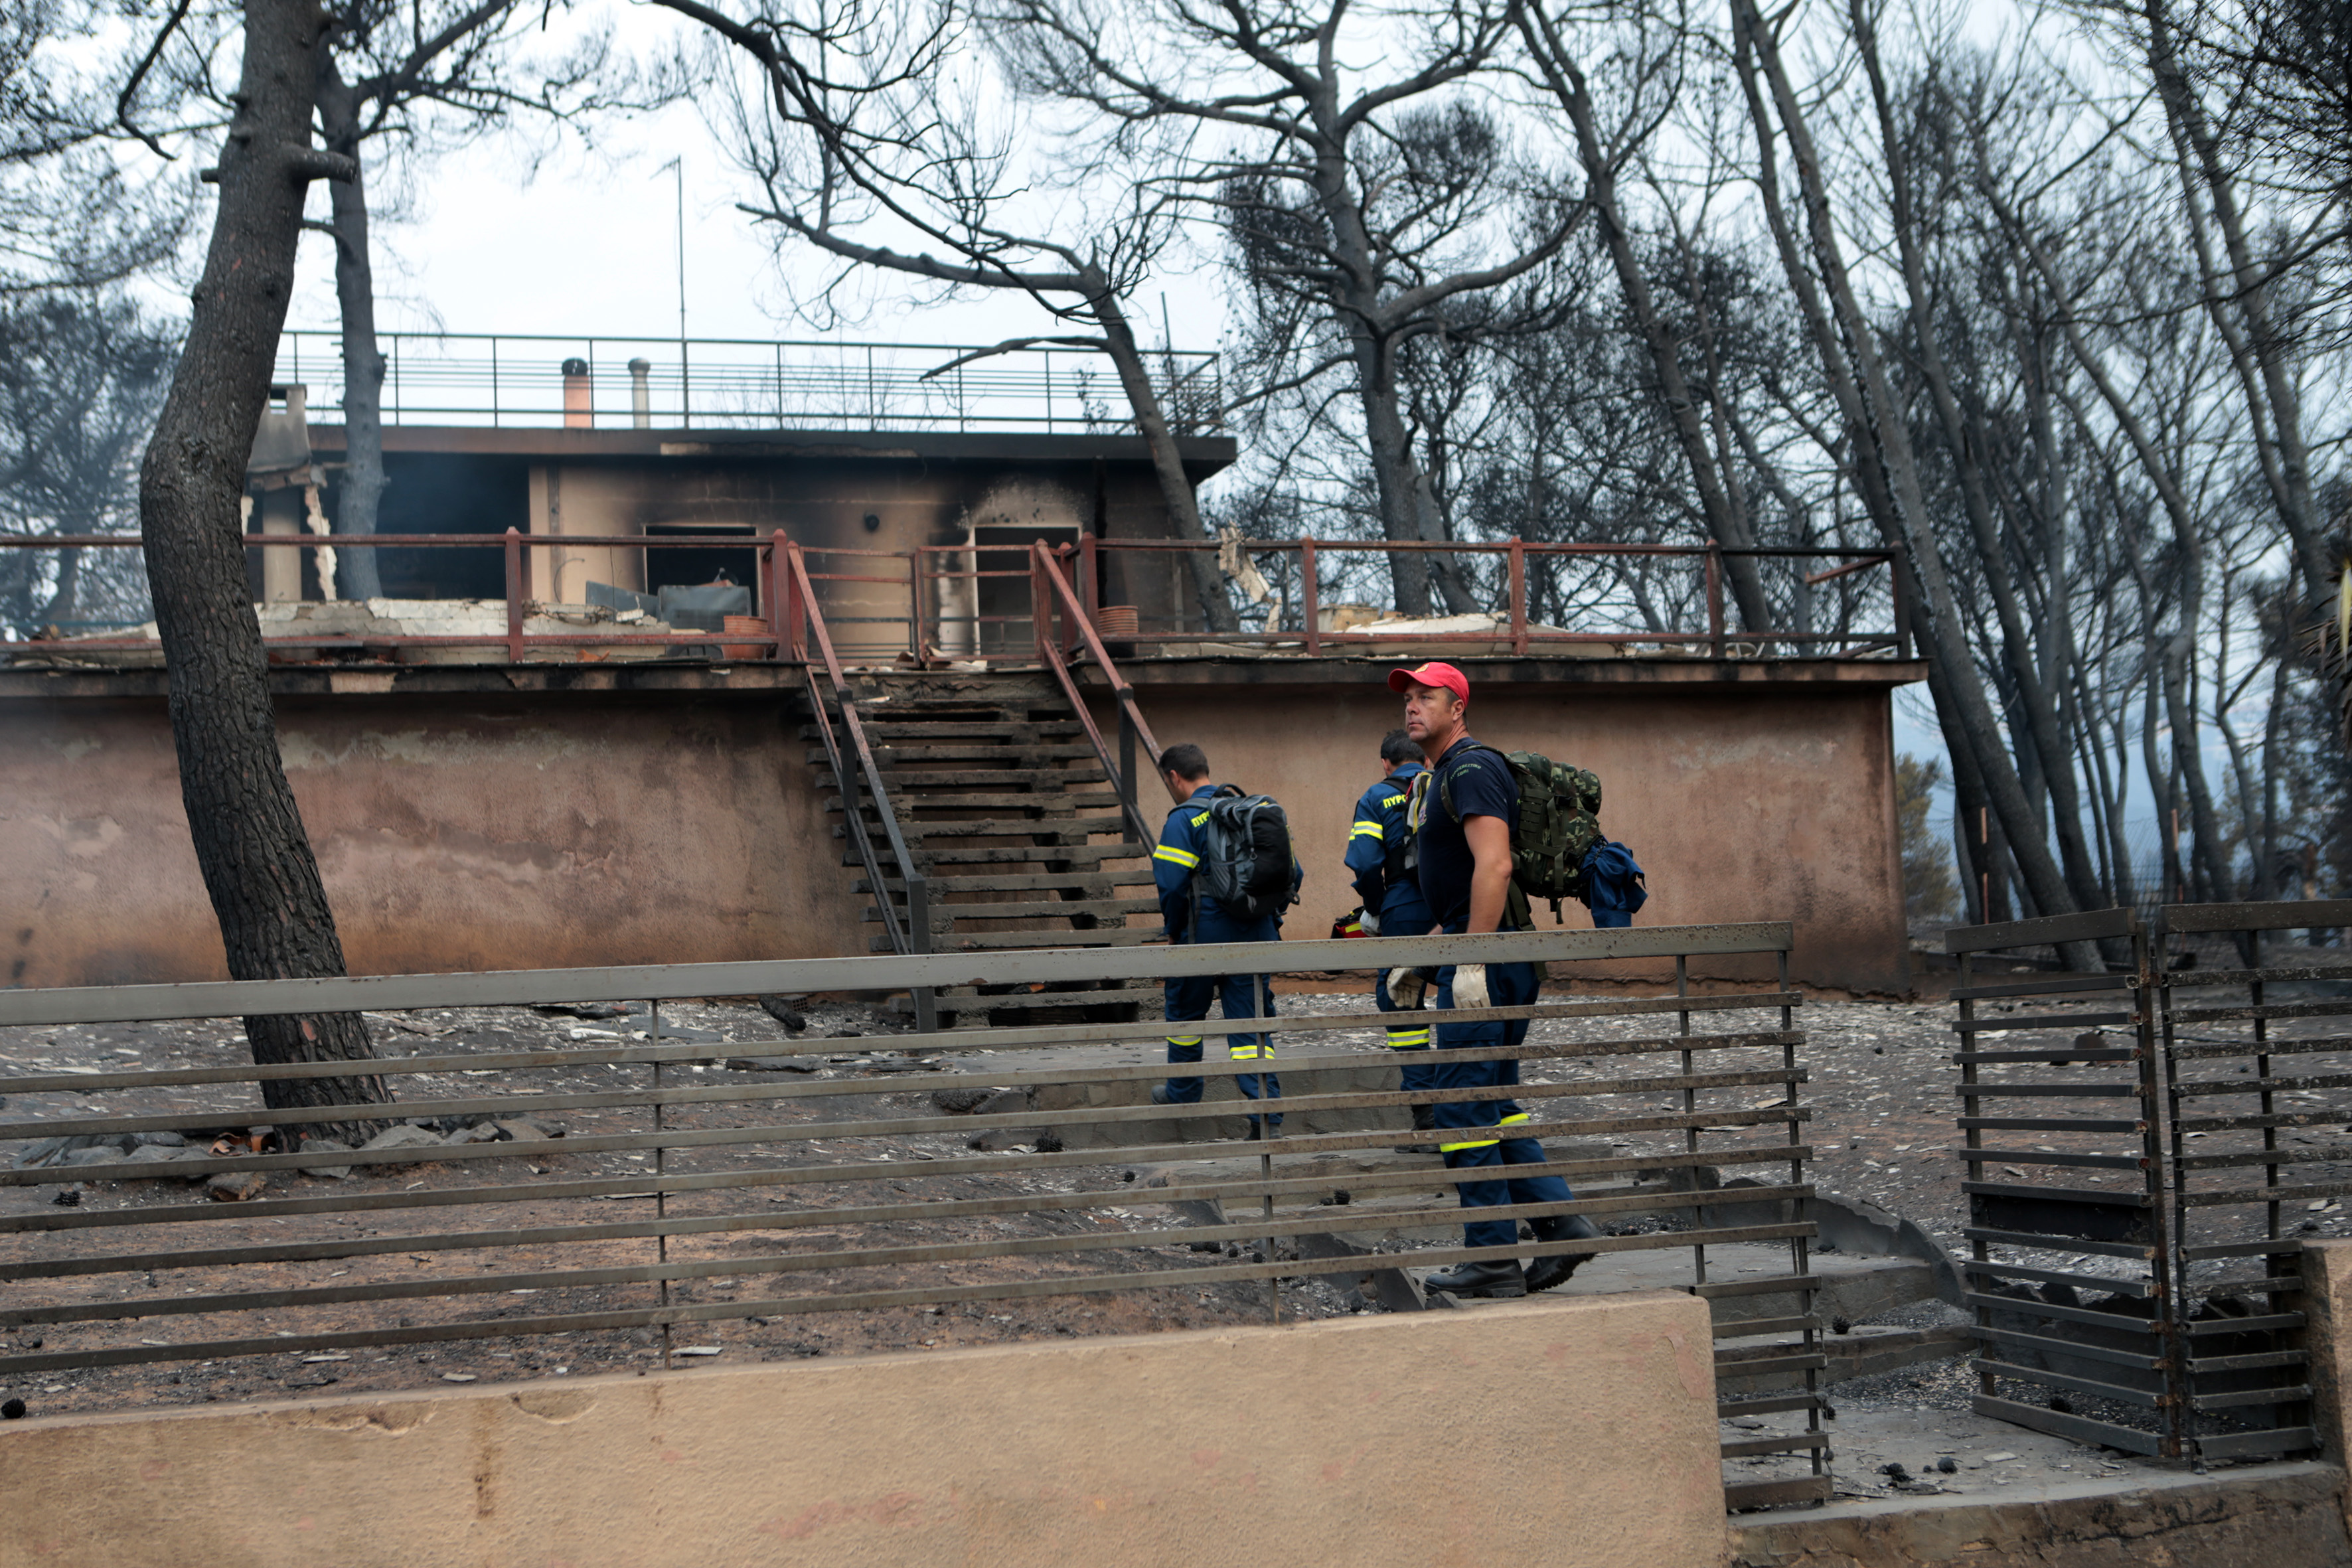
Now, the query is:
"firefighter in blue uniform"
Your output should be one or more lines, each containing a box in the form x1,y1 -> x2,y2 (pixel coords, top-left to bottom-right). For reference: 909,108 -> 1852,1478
1147,742 -> 1294,1135
1386,661 -> 1603,1296
1346,728 -> 1437,1143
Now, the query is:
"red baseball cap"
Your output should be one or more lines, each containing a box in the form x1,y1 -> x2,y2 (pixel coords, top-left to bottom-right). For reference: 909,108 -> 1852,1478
1387,661 -> 1470,702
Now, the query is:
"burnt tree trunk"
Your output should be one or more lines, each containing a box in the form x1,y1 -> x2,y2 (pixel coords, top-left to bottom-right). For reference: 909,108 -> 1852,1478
137,0 -> 390,1140
1085,272 -> 1241,633
315,59 -> 386,601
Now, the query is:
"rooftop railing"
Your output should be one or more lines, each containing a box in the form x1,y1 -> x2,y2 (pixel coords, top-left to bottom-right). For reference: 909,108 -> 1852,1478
0,534 -> 1907,667
270,331 -> 1224,436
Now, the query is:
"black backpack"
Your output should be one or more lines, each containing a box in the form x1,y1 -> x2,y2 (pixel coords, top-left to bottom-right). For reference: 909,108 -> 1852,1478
1194,785 -> 1296,923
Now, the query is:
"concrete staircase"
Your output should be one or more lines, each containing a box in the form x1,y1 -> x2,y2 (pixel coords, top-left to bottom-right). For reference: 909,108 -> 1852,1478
806,675 -> 1164,1022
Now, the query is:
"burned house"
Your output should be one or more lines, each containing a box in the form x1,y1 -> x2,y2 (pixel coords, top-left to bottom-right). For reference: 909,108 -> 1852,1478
0,333 -> 1923,994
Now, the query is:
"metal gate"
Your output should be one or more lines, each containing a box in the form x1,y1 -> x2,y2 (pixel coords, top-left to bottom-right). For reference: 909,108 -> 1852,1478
2152,899 -> 2352,1462
1946,899 -> 2352,1463
1945,909 -> 2178,1455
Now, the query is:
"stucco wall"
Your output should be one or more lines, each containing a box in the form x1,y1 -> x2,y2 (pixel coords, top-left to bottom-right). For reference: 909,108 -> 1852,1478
2303,1239 -> 2352,1468
1109,672 -> 1907,992
0,691 -> 842,987
0,663 -> 1905,990
0,1291 -> 1727,1568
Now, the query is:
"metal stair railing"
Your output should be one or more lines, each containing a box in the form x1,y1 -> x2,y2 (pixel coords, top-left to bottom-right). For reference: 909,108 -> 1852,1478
1031,540 -> 1163,850
782,540 -> 936,1030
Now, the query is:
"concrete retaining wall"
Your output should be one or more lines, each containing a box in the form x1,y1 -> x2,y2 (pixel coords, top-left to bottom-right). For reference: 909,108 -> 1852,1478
0,657 -> 1912,992
0,1291 -> 1726,1568
1112,663 -> 1909,994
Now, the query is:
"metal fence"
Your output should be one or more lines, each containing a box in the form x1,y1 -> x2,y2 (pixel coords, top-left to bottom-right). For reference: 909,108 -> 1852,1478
1047,538 -> 1905,660
1944,909 -> 2177,1456
2155,899 -> 2352,1464
270,331 -> 1224,436
0,536 -> 1907,670
0,924 -> 1826,1512
1942,898 -> 2352,1464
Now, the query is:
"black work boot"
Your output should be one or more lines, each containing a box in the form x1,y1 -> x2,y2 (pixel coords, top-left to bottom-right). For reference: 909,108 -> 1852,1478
1394,1102 -> 1439,1155
1525,1214 -> 1605,1293
1423,1259 -> 1528,1299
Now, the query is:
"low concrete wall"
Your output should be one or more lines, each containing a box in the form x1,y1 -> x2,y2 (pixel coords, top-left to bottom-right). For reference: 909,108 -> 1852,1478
0,688 -> 836,986
1729,1462 -> 2350,1568
1110,661 -> 1912,993
0,655 -> 1913,991
2302,1239 -> 2352,1535
0,1292 -> 1725,1568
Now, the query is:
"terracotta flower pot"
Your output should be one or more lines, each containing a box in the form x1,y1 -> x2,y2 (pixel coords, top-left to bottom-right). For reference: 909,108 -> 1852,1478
721,614 -> 771,661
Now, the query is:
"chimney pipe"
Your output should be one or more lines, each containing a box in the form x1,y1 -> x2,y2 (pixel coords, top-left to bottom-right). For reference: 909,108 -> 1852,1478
629,358 -> 652,429
562,357 -> 592,429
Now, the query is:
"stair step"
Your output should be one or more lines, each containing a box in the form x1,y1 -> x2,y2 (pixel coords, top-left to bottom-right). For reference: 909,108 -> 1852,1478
894,816 -> 1133,840
872,927 -> 1165,953
863,896 -> 1159,923
854,870 -> 1154,895
881,844 -> 1150,868
820,767 -> 1115,791
805,745 -> 1103,767
874,743 -> 1103,762
827,791 -> 1122,815
853,704 -> 1059,721
802,722 -> 1088,745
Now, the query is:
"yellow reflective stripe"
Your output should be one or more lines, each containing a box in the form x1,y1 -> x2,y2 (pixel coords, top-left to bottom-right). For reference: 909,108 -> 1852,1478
1350,821 -> 1385,840
1439,1137 -> 1500,1152
1166,1036 -> 1203,1048
1385,1029 -> 1431,1048
1152,844 -> 1200,868
1499,1111 -> 1529,1127
1227,1044 -> 1272,1059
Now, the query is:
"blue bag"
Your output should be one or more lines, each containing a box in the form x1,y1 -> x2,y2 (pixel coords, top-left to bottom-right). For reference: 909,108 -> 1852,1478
1579,840 -> 1648,929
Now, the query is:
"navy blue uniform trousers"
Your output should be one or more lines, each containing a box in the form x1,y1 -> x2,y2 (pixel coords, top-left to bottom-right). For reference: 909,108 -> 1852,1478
1163,904 -> 1282,1119
1431,932 -> 1572,1249
1373,885 -> 1436,1099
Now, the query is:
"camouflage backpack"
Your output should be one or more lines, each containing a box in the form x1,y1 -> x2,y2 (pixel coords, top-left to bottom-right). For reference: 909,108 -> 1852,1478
1436,747 -> 1605,923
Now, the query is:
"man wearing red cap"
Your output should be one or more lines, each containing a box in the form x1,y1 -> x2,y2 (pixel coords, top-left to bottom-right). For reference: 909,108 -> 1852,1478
1385,661 -> 1602,1297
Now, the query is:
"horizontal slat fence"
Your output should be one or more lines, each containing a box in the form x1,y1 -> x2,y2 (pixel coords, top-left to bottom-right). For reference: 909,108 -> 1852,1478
0,927 -> 1823,1509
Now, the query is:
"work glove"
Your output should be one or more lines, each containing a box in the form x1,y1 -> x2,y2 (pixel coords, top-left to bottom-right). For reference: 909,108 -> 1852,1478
1358,907 -> 1381,937
1451,963 -> 1490,1011
1386,966 -> 1428,1008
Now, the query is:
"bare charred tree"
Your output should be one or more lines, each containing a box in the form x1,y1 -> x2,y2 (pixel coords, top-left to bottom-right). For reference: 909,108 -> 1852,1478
1,1 -> 192,295
137,0 -> 390,1134
1518,0 -> 1774,632
988,0 -> 1585,617
664,0 -> 1241,631
307,0 -> 627,600
1725,0 -> 2092,941
2139,0 -> 2332,606
2171,0 -> 2352,236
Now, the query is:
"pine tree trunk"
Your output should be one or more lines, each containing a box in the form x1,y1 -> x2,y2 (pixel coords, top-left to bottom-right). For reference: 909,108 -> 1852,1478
1733,0 -> 2087,947
1521,9 -> 1774,633
1087,277 -> 1241,633
317,60 -> 386,601
137,0 -> 390,1142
